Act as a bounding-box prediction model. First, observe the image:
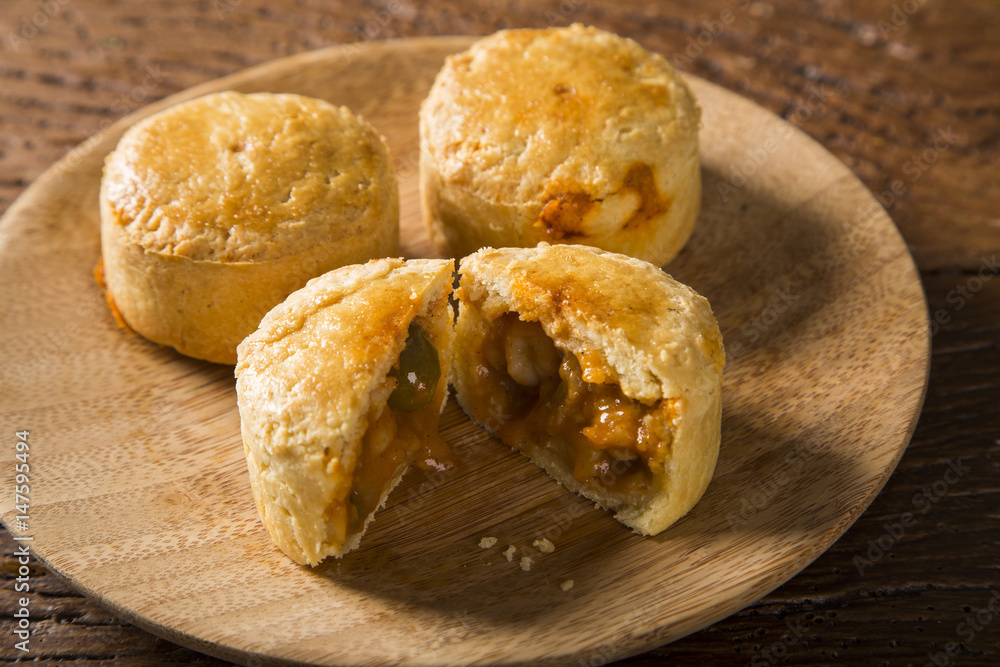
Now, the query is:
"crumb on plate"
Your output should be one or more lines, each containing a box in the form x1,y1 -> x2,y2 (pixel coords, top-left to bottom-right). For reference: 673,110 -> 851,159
533,538 -> 555,553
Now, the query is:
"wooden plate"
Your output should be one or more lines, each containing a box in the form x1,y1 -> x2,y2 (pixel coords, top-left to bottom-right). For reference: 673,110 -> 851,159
0,37 -> 929,666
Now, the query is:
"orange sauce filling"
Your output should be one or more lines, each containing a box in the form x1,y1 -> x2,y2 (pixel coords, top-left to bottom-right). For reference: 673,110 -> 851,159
536,191 -> 594,241
329,324 -> 456,541
468,313 -> 672,501
620,162 -> 670,230
344,405 -> 412,536
533,162 -> 670,241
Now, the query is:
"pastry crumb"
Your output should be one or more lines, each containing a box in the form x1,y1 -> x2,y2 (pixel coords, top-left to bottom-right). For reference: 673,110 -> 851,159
520,556 -> 533,572
503,545 -> 517,562
560,579 -> 574,591
478,536 -> 498,549
532,538 -> 555,554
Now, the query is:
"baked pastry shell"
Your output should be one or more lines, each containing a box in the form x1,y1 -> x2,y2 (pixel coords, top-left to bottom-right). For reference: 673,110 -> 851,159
452,243 -> 724,535
419,24 -> 702,266
235,258 -> 455,565
99,91 -> 400,365
99,194 -> 398,365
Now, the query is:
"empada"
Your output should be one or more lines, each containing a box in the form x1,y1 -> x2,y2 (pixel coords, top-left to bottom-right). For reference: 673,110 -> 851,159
452,244 -> 724,535
100,91 -> 398,365
419,24 -> 701,265
235,258 -> 454,565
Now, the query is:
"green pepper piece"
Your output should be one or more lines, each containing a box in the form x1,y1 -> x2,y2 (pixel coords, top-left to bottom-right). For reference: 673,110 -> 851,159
387,323 -> 440,411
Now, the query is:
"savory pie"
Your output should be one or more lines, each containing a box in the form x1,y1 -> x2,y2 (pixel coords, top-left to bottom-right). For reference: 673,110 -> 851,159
452,244 -> 724,534
99,91 -> 398,364
235,258 -> 455,565
419,24 -> 702,266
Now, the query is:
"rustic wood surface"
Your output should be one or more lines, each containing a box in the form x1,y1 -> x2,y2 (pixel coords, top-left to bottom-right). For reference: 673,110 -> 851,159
0,0 -> 995,665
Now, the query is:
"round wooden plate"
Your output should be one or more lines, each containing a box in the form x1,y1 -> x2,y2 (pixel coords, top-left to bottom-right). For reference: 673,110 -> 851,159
0,36 -> 928,666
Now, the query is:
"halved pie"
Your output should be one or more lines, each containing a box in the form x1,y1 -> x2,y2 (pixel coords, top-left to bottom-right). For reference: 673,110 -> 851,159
235,258 -> 455,565
452,244 -> 725,535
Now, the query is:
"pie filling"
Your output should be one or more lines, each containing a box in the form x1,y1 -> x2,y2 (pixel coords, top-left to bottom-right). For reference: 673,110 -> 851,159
327,322 -> 455,544
467,312 -> 674,504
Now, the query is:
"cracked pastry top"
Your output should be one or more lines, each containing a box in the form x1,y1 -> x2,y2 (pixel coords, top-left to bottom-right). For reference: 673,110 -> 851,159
235,258 -> 455,566
452,244 -> 724,535
419,24 -> 702,266
99,90 -> 398,364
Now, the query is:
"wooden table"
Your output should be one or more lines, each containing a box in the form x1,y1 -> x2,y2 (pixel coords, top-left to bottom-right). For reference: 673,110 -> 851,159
1,0 -> 997,664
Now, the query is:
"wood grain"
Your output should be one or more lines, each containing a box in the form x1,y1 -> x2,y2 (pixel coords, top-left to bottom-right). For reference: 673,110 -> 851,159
0,1 -> 997,665
0,36 -> 928,666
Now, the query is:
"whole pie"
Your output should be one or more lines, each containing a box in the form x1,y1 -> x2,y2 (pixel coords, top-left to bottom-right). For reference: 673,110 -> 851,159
420,24 -> 702,266
100,91 -> 399,364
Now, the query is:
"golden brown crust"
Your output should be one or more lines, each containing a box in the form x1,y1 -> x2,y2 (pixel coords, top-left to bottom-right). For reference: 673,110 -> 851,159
100,91 -> 399,364
235,258 -> 455,565
420,24 -> 701,265
452,243 -> 724,535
